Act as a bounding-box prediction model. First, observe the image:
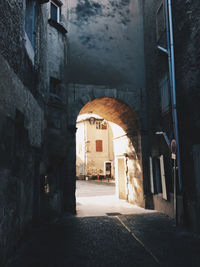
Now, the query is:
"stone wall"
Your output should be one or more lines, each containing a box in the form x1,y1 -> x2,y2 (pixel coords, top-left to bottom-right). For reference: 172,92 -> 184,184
173,0 -> 200,230
43,1 -> 69,217
0,55 -> 44,266
143,0 -> 200,230
67,0 -> 145,90
66,84 -> 146,209
0,1 -> 46,265
65,0 -> 150,211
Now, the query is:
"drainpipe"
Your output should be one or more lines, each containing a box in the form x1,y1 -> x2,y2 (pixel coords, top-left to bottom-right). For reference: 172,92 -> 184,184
165,0 -> 182,191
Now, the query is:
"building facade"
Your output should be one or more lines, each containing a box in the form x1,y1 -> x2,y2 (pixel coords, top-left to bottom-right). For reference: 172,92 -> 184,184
143,0 -> 200,230
0,1 -> 68,265
76,115 -> 114,180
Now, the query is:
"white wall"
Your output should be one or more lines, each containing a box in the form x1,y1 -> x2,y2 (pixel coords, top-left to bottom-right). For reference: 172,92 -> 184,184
76,117 -> 114,178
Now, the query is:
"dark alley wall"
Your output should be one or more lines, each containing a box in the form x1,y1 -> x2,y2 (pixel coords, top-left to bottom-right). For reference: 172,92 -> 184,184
0,2 -> 45,265
67,0 -> 145,89
143,0 -> 200,230
173,0 -> 200,230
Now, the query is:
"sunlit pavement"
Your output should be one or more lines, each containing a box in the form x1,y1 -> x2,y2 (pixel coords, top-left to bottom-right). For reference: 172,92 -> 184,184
7,180 -> 200,267
76,180 -> 155,217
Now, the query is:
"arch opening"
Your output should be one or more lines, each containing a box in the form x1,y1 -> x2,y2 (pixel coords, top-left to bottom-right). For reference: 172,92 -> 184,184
75,97 -> 144,209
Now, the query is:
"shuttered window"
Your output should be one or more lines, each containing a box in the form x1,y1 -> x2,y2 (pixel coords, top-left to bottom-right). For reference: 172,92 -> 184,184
160,75 -> 170,113
50,1 -> 61,23
156,1 -> 166,41
96,140 -> 103,152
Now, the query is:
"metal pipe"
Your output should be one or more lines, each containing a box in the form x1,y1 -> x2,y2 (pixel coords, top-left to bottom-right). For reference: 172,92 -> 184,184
165,0 -> 182,190
157,45 -> 168,55
155,131 -> 170,146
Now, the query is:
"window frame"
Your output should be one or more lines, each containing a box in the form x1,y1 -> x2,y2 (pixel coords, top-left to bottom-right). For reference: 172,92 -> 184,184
96,121 -> 101,129
50,0 -> 61,23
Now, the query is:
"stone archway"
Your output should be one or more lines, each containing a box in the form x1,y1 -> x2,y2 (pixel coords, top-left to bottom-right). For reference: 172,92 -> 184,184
64,84 -> 150,213
77,97 -> 144,207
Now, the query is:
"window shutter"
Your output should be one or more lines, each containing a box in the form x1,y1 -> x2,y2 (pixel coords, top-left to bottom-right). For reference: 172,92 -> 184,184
96,140 -> 103,152
160,155 -> 167,200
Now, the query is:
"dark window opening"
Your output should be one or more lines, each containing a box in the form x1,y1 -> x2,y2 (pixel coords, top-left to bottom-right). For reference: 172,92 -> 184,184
50,1 -> 61,22
51,2 -> 58,21
160,75 -> 170,113
50,77 -> 61,96
25,0 -> 36,48
153,158 -> 162,194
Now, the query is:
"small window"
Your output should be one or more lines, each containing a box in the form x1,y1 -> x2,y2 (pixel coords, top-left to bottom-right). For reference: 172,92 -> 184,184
156,1 -> 166,41
153,157 -> 162,194
160,155 -> 167,200
96,121 -> 107,129
50,77 -> 61,96
96,140 -> 103,152
96,122 -> 101,129
160,75 -> 169,113
50,1 -> 61,23
85,141 -> 90,153
101,122 -> 107,130
25,0 -> 36,47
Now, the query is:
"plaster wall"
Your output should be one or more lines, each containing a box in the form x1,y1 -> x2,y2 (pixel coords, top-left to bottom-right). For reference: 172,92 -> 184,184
67,0 -> 145,90
76,119 -> 114,178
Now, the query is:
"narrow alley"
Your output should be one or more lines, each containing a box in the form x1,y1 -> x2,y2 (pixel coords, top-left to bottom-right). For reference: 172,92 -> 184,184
1,1 -> 200,266
6,181 -> 200,267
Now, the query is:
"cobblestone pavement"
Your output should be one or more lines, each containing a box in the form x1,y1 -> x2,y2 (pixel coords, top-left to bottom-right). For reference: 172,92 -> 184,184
6,181 -> 200,267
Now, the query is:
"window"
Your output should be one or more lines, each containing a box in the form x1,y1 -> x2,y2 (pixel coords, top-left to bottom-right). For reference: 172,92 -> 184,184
152,156 -> 167,200
149,157 -> 154,194
85,141 -> 90,153
96,121 -> 107,130
96,140 -> 103,152
50,77 -> 61,96
47,108 -> 61,129
160,75 -> 170,113
48,0 -> 67,35
25,0 -> 36,48
160,155 -> 167,200
101,121 -> 107,130
96,122 -> 101,129
50,1 -> 61,23
156,0 -> 166,41
153,158 -> 162,194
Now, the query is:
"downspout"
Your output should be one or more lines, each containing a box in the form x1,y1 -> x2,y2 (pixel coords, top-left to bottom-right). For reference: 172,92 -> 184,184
165,0 -> 182,191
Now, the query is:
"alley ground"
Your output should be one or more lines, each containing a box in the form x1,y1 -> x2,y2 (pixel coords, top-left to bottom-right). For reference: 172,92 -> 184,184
6,180 -> 200,267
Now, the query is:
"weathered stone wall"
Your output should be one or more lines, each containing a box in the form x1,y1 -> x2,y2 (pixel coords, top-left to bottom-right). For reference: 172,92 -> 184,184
143,0 -> 200,229
0,55 -> 44,147
143,0 -> 175,212
65,0 -> 151,211
173,0 -> 200,230
67,0 -> 145,90
0,1 -> 46,265
42,1 -> 69,218
0,56 -> 44,266
0,1 -> 49,97
66,84 -> 146,209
